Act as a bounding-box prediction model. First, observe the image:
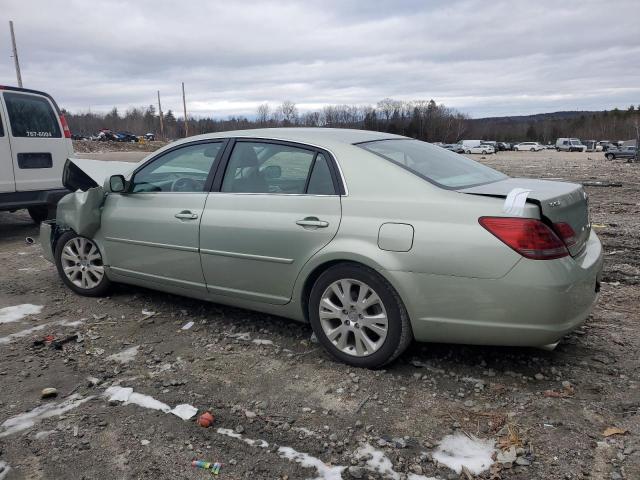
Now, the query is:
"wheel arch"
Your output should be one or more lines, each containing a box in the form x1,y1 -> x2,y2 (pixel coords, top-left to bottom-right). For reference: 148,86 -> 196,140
298,255 -> 406,324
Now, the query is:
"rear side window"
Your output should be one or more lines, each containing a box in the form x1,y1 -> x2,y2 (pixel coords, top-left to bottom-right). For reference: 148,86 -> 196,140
3,92 -> 61,138
0,112 -> 4,136
307,154 -> 336,195
222,142 -> 316,194
358,139 -> 507,189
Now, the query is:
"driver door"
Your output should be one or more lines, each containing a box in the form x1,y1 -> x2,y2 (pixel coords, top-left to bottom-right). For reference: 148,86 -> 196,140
100,140 -> 226,291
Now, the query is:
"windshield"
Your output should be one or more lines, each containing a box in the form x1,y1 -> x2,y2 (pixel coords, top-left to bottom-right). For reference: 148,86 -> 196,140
358,139 -> 507,189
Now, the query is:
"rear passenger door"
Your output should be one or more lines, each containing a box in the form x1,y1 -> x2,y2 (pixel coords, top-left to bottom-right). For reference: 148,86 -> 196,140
0,103 -> 14,192
199,140 -> 343,304
1,91 -> 71,192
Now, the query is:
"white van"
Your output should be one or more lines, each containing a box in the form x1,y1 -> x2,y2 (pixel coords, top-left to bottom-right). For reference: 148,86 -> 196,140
555,138 -> 587,152
0,86 -> 74,222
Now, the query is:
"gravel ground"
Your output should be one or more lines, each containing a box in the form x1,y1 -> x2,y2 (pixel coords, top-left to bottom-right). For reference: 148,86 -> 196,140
0,149 -> 638,480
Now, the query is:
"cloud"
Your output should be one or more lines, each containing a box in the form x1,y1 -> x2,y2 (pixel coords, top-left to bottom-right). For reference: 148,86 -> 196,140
1,0 -> 638,118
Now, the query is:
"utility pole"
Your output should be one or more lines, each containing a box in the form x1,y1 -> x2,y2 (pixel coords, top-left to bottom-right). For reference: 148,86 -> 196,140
9,21 -> 23,87
182,82 -> 189,137
157,90 -> 164,140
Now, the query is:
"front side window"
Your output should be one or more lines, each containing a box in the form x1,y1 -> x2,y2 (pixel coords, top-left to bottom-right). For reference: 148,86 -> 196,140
3,92 -> 61,138
221,142 -> 317,194
358,139 -> 507,189
131,142 -> 222,193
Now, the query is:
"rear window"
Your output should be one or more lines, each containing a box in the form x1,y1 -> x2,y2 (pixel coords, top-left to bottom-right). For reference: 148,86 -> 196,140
358,139 -> 507,189
3,92 -> 61,138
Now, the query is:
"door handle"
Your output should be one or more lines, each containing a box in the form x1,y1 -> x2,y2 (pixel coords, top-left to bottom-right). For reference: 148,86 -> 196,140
175,210 -> 198,220
296,217 -> 329,228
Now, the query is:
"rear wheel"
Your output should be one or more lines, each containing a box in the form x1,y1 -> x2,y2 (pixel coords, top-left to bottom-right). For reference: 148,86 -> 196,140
309,263 -> 412,368
55,231 -> 111,296
27,206 -> 52,223
606,153 -> 615,160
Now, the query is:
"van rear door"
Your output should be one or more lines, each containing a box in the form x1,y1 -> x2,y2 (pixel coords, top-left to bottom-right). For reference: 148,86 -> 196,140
0,90 -> 72,192
0,101 -> 15,192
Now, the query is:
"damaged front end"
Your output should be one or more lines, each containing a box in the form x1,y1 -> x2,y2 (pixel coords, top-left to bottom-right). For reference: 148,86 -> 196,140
40,158 -> 134,263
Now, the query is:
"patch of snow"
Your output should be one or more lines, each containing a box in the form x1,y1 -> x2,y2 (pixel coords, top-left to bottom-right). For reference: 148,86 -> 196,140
181,321 -> 194,330
104,386 -> 197,421
228,332 -> 251,340
252,339 -> 273,345
217,428 -> 269,448
141,439 -> 150,446
34,430 -> 57,440
0,461 -> 10,480
141,309 -> 156,316
170,404 -> 198,420
279,446 -> 346,480
104,386 -> 170,412
355,444 -> 399,480
0,394 -> 94,437
407,475 -> 438,480
107,345 -> 140,364
432,433 -> 495,475
0,319 -> 84,346
18,267 -> 42,273
0,304 -> 43,324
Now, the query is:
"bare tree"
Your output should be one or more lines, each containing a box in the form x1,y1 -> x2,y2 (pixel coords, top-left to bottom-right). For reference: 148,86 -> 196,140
278,100 -> 298,126
256,103 -> 270,126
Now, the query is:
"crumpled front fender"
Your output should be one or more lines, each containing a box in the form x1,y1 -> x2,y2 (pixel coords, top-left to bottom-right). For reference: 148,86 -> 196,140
56,186 -> 105,237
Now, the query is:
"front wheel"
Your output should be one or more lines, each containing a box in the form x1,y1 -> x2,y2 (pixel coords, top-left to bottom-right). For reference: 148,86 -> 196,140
55,231 -> 111,296
308,263 -> 412,368
606,153 -> 614,160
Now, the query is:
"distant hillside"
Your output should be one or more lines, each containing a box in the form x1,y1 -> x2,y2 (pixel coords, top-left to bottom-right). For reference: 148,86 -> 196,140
465,108 -> 639,142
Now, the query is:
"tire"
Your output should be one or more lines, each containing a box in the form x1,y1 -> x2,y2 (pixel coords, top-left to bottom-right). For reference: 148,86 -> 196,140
530,148 -> 535,151
481,150 -> 487,155
606,154 -> 615,160
27,206 -> 52,223
308,263 -> 412,368
465,150 -> 471,154
54,231 -> 111,296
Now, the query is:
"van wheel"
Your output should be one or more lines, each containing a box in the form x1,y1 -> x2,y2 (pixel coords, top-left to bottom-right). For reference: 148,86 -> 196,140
54,231 -> 111,296
27,206 -> 52,223
308,263 -> 412,368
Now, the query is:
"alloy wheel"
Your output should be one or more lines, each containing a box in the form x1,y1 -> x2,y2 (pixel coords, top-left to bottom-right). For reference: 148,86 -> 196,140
60,237 -> 105,289
318,279 -> 388,357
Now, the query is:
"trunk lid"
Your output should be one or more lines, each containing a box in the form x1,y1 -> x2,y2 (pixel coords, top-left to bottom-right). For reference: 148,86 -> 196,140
460,178 -> 590,257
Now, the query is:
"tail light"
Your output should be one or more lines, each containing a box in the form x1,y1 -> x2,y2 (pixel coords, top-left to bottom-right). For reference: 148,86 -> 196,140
59,114 -> 72,138
553,222 -> 577,247
479,217 -> 569,260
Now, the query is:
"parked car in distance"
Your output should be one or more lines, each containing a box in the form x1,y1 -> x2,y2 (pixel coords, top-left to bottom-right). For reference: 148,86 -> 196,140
443,143 -> 465,153
144,133 -> 155,141
495,142 -> 509,151
116,132 -> 139,143
514,142 -> 544,151
42,129 -> 603,368
0,85 -> 74,223
556,138 -> 587,152
465,144 -> 495,154
460,140 -> 482,149
605,146 -> 637,161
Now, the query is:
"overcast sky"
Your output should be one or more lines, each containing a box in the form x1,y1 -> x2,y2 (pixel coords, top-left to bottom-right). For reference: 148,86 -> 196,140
1,0 -> 638,118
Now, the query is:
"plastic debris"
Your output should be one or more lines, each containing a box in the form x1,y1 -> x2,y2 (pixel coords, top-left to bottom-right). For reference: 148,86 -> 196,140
198,411 -> 215,428
192,460 -> 222,474
170,404 -> 198,420
181,321 -> 194,330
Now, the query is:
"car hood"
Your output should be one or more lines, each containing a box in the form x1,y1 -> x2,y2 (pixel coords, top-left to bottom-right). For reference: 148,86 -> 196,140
460,177 -> 591,257
63,157 -> 136,191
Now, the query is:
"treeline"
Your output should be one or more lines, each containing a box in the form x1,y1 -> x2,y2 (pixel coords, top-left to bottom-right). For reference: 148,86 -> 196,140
466,106 -> 640,143
63,99 -> 469,143
63,100 -> 639,144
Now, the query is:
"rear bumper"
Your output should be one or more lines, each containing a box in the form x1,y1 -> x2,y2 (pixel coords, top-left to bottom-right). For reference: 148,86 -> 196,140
0,189 -> 69,211
386,230 -> 604,347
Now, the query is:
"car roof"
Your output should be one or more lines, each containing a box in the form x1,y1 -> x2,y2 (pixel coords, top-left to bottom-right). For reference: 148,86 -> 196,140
169,128 -> 407,150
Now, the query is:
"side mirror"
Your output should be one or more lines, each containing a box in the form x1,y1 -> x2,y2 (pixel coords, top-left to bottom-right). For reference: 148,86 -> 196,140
262,165 -> 282,180
109,174 -> 126,193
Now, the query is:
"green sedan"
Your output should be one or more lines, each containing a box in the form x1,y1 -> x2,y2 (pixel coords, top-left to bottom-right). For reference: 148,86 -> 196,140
41,128 -> 603,368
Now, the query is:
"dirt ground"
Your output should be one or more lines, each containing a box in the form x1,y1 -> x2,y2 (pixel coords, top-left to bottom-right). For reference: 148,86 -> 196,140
0,147 -> 638,480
